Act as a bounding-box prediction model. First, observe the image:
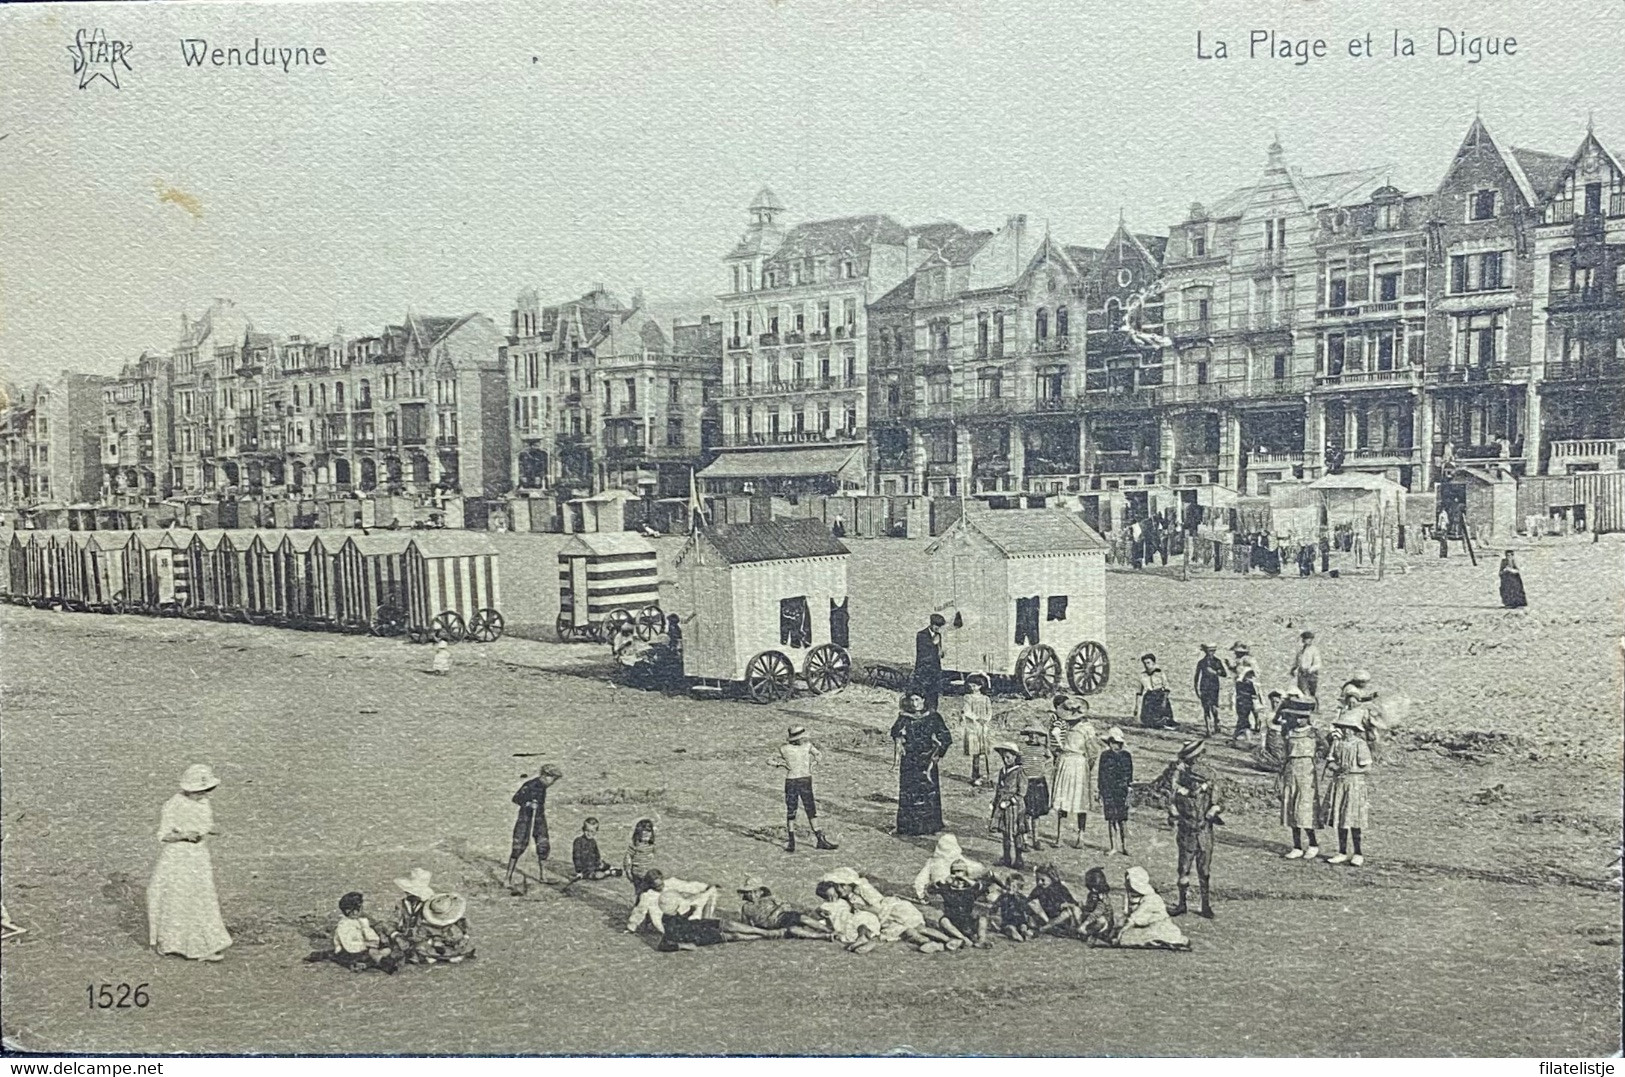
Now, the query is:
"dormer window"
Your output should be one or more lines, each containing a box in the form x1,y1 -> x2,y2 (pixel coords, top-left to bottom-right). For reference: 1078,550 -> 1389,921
1375,203 -> 1397,231
1190,228 -> 1207,257
1469,189 -> 1497,221
841,259 -> 856,279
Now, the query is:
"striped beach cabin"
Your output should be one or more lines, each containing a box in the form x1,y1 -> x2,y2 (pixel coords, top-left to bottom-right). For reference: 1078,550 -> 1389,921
556,531 -> 661,642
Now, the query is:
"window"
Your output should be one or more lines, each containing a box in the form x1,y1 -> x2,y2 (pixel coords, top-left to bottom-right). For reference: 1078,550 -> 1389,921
1469,189 -> 1497,221
843,405 -> 857,432
1376,265 -> 1401,302
844,352 -> 857,383
731,407 -> 742,440
1272,353 -> 1287,380
978,369 -> 1003,399
1327,334 -> 1346,376
1454,312 -> 1504,368
842,299 -> 857,327
1375,203 -> 1397,231
977,313 -> 990,354
1046,596 -> 1068,622
1328,270 -> 1348,309
927,374 -> 952,404
993,310 -> 1006,343
334,382 -> 345,407
1449,251 -> 1510,293
1376,331 -> 1396,371
818,405 -> 831,432
1196,361 -> 1210,385
1106,298 -> 1123,330
817,301 -> 830,332
841,259 -> 856,279
731,265 -> 741,293
767,409 -> 780,438
666,418 -> 683,447
1036,308 -> 1049,340
1190,228 -> 1207,257
668,379 -> 680,405
792,408 -> 805,433
1584,182 -> 1603,217
1056,305 -> 1069,338
1264,216 -> 1287,249
625,378 -> 637,411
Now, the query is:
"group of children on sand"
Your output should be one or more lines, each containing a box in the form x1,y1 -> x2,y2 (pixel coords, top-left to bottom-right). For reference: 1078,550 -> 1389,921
615,824 -> 1188,954
309,867 -> 475,974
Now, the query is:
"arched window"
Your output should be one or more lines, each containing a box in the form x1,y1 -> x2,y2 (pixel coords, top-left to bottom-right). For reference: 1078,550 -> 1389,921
1056,305 -> 1069,339
1036,308 -> 1049,340
1106,298 -> 1123,330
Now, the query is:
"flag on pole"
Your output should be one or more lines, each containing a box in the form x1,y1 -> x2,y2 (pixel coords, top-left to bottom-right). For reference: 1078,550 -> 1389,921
687,466 -> 706,533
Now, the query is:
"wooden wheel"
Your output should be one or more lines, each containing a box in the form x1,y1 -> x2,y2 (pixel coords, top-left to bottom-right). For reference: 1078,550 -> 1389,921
1014,644 -> 1061,699
409,624 -> 433,644
371,603 -> 407,637
432,610 -> 466,643
802,643 -> 852,695
638,604 -> 665,633
555,610 -> 578,642
110,593 -> 127,616
744,650 -> 796,704
1065,640 -> 1111,695
468,608 -> 504,642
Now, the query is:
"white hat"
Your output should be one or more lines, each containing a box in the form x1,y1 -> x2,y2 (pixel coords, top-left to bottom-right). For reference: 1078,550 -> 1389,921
1125,865 -> 1156,897
1104,726 -> 1125,745
422,892 -> 466,927
394,867 -> 435,900
179,764 -> 219,793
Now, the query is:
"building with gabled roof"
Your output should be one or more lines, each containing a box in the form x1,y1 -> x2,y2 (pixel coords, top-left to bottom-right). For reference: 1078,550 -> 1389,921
707,190 -> 970,497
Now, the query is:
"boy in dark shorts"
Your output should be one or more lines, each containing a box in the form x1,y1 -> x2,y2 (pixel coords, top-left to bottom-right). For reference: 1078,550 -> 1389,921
734,876 -> 831,940
571,817 -> 621,881
774,726 -> 838,853
506,764 -> 562,891
929,860 -> 991,948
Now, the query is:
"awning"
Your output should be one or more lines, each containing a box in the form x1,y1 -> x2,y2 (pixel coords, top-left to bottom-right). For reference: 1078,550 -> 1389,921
698,446 -> 864,482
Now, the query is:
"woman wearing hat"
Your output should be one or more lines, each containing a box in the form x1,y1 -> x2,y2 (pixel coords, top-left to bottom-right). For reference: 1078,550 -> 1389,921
1278,702 -> 1322,861
959,672 -> 995,788
890,692 -> 953,836
1048,696 -> 1101,849
1227,643 -> 1262,744
1323,715 -> 1373,866
147,764 -> 232,961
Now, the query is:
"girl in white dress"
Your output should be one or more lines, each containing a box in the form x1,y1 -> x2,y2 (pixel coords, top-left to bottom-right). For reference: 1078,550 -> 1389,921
147,764 -> 232,961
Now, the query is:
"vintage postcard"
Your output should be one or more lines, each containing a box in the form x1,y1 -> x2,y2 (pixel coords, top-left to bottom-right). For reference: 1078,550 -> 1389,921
1,0 -> 1621,1062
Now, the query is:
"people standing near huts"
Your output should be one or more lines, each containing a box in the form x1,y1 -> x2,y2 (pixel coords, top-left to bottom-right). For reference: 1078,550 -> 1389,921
1323,714 -> 1373,866
1168,741 -> 1221,919
989,744 -> 1029,868
912,613 -> 947,714
890,693 -> 953,836
623,818 -> 661,896
1114,867 -> 1191,950
1098,727 -> 1134,856
1135,653 -> 1176,729
505,763 -> 562,890
1193,643 -> 1228,735
1279,703 -> 1321,861
1049,696 -> 1101,849
1290,630 -> 1322,705
774,725 -> 838,853
960,672 -> 995,788
1018,720 -> 1054,847
147,764 -> 233,962
1499,550 -> 1527,608
1227,642 -> 1263,745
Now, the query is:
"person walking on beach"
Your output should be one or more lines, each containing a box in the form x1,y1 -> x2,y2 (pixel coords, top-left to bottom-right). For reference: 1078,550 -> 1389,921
148,764 -> 233,962
1098,727 -> 1134,856
505,764 -> 562,890
1498,550 -> 1527,608
1168,741 -> 1221,919
1193,643 -> 1227,735
775,725 -> 838,853
891,693 -> 953,836
1290,630 -> 1322,704
1228,642 -> 1262,745
913,614 -> 947,714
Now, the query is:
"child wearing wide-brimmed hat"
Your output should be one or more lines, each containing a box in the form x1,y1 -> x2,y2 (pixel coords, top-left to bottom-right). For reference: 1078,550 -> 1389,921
989,744 -> 1029,869
960,672 -> 995,788
1018,719 -> 1054,849
1098,727 -> 1134,856
774,725 -> 837,853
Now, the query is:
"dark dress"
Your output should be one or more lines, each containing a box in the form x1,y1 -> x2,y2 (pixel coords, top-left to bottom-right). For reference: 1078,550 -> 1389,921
913,628 -> 944,709
891,710 -> 953,835
1499,559 -> 1527,608
1098,747 -> 1134,823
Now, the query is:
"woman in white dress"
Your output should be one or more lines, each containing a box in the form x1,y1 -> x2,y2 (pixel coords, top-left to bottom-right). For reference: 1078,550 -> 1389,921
1049,696 -> 1101,848
147,764 -> 232,961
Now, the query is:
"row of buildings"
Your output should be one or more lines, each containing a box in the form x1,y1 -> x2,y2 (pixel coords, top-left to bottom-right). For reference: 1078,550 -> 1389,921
2,117 -> 1622,527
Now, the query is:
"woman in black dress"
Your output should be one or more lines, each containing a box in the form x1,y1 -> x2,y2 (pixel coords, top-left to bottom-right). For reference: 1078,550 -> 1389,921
1498,550 -> 1527,608
890,693 -> 953,836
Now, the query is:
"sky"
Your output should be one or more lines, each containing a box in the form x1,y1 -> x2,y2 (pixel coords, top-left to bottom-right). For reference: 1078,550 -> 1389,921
1,0 -> 1622,384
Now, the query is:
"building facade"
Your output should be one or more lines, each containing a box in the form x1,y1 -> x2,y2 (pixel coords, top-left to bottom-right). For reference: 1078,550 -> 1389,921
1,372 -> 110,514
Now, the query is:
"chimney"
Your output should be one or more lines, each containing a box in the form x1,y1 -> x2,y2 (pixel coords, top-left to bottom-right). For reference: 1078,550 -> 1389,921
632,287 -> 645,310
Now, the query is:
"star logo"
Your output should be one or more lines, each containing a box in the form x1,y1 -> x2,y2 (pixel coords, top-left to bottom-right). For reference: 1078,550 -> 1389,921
68,29 -> 134,90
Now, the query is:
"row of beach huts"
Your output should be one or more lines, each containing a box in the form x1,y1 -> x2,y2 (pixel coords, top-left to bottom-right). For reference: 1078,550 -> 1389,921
0,528 -> 504,643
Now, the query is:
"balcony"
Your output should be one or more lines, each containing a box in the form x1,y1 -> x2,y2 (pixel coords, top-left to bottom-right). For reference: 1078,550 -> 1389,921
872,402 -> 914,421
617,403 -> 641,416
1032,336 -> 1072,355
1157,380 -> 1234,405
972,456 -> 1010,475
1249,450 -> 1305,467
1174,452 -> 1220,471
833,325 -> 856,340
1343,446 -> 1419,465
1033,395 -> 1073,413
1575,213 -> 1606,242
1097,451 -> 1158,475
604,443 -> 647,463
1316,367 -> 1422,390
958,396 -> 1020,418
1168,318 -> 1212,340
1549,439 -> 1625,471
1250,373 -> 1315,397
1543,359 -> 1625,384
757,333 -> 780,346
1547,284 -> 1623,313
783,332 -> 806,345
737,430 -> 863,447
808,329 -> 830,343
925,461 -> 960,478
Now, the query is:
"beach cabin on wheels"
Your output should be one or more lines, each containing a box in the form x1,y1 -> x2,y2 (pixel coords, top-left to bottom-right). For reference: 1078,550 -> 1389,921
918,510 -> 1110,698
238,530 -> 286,623
403,532 -> 504,643
556,531 -> 662,643
335,533 -> 412,634
669,519 -> 852,703
79,531 -> 129,612
181,530 -> 231,618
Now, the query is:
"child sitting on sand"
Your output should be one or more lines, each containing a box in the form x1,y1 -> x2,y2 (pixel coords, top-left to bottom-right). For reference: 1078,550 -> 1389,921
571,817 -> 620,881
928,860 -> 992,949
312,892 -> 399,973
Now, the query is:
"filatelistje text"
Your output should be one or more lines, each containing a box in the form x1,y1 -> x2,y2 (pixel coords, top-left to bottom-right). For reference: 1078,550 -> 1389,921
1195,28 -> 1519,65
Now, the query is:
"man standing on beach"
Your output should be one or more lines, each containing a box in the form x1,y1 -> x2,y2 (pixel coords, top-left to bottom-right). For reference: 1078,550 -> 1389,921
1193,644 -> 1227,735
914,614 -> 946,714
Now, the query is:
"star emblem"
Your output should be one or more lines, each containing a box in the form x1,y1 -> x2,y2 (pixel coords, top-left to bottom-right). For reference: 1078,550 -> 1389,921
68,29 -> 133,91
